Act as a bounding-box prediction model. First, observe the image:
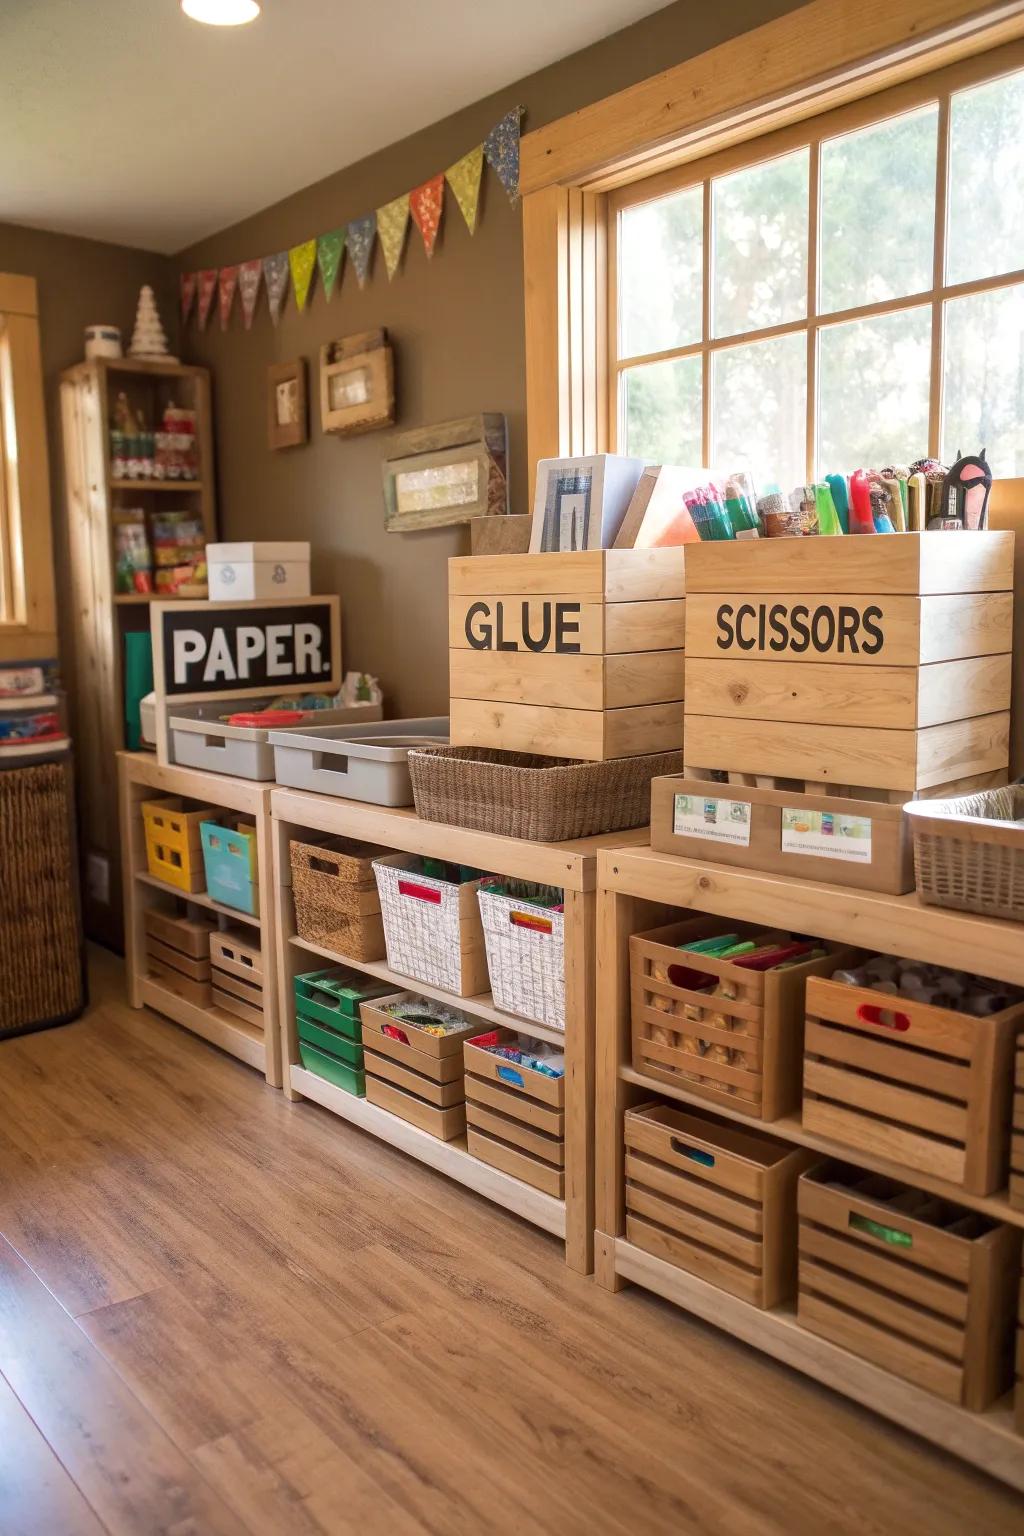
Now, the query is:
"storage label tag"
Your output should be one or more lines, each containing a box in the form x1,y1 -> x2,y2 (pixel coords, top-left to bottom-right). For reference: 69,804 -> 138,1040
673,793 -> 751,847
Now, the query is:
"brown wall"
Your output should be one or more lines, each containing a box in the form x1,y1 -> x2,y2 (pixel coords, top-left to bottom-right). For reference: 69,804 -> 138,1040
0,221 -> 175,661
178,0 -> 804,717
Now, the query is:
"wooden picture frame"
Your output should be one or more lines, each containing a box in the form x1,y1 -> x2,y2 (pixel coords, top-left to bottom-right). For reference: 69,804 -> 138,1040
267,359 -> 308,450
319,328 -> 395,436
382,412 -> 508,533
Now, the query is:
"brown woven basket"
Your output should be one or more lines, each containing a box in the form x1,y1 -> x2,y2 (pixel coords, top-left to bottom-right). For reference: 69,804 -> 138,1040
408,746 -> 683,842
290,836 -> 390,957
905,783 -> 1024,923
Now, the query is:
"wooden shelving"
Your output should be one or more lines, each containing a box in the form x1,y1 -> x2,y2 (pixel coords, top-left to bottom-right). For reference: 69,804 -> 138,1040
109,479 -> 207,493
136,870 -> 261,930
596,843 -> 1024,1491
139,977 -> 267,1076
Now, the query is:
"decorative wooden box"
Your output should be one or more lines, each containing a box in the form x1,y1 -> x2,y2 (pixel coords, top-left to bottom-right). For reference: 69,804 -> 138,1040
683,532 -> 1014,795
382,413 -> 508,531
448,548 -> 686,761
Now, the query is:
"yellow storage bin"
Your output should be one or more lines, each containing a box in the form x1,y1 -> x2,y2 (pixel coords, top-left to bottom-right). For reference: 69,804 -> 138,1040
141,796 -> 215,894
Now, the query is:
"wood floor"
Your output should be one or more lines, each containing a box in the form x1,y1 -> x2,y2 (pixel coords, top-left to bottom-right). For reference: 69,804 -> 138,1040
0,951 -> 1020,1536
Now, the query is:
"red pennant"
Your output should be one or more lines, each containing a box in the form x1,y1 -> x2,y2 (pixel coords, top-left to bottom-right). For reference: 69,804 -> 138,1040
218,265 -> 239,330
410,174 -> 444,258
197,269 -> 218,331
180,272 -> 198,324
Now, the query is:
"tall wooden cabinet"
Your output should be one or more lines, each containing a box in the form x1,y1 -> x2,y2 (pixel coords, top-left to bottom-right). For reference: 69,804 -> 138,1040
60,358 -> 216,947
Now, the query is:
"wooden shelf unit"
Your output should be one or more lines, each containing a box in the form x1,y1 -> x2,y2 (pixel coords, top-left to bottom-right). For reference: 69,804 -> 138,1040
61,359 -> 216,948
272,784 -> 647,1274
595,843 -> 1024,1492
119,752 -> 279,1086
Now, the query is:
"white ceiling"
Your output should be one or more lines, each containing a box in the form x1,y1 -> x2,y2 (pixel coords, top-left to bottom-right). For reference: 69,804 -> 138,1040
0,0 -> 667,255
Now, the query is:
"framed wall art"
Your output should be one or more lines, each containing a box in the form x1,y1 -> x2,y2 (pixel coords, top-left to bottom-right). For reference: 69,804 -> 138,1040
319,328 -> 395,436
267,359 -> 308,450
382,413 -> 508,533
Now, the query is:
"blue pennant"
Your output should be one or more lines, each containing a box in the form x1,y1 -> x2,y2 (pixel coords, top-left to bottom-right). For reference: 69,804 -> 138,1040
483,106 -> 524,203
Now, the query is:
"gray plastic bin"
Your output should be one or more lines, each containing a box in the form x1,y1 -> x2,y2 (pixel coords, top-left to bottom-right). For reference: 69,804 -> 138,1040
168,699 -> 383,780
270,717 -> 449,805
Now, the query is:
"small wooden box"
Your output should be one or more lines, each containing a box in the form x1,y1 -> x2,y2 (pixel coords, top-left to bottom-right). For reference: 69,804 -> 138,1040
464,1027 -> 565,1194
359,993 -> 478,1083
448,548 -> 685,761
143,907 -> 216,959
210,928 -> 263,985
630,918 -> 857,1121
650,776 -> 915,894
798,1162 -> 1021,1408
365,1071 -> 467,1141
383,413 -> 508,531
146,954 -> 211,1007
683,531 -> 1014,794
802,977 -> 1024,1193
212,967 -> 264,1030
466,1126 -> 565,1199
1010,1038 -> 1024,1211
624,1101 -> 813,1308
142,796 -> 214,893
145,935 -> 211,985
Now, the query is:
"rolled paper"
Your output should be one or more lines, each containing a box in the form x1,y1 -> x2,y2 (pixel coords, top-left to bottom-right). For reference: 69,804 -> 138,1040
906,472 -> 926,530
883,477 -> 906,531
848,469 -> 876,534
814,482 -> 843,536
825,473 -> 850,533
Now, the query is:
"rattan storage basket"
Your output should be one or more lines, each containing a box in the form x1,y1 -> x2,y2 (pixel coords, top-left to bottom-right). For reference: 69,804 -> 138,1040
906,782 -> 1024,923
408,746 -> 682,842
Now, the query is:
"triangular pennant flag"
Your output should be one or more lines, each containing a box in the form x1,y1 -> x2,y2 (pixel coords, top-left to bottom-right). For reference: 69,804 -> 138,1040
263,251 -> 290,324
180,272 -> 197,325
445,145 -> 484,234
289,239 -> 317,312
316,229 -> 345,300
483,105 -> 524,203
410,174 -> 444,258
346,214 -> 376,288
197,268 -> 218,331
238,258 -> 262,329
376,194 -> 410,281
218,265 -> 239,331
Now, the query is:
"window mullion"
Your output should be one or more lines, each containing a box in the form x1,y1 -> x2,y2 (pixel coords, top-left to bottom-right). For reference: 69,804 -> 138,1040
701,178 -> 712,466
805,139 -> 820,482
928,93 -> 951,461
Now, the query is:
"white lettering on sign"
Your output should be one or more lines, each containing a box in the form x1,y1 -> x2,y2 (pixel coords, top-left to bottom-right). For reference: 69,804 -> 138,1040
293,622 -> 322,676
203,628 -> 238,683
172,629 -> 206,685
266,624 -> 292,677
236,626 -> 266,679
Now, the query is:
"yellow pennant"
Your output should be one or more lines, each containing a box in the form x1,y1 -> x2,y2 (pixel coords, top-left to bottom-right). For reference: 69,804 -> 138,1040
288,239 -> 317,311
445,145 -> 484,234
376,194 -> 410,281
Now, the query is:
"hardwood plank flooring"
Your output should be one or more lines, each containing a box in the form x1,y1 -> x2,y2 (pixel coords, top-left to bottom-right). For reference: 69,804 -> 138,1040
0,945 -> 1019,1535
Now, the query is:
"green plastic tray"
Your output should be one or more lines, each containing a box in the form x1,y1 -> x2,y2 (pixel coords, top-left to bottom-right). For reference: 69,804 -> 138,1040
298,1041 -> 366,1096
297,1014 -> 364,1067
294,967 -> 393,1021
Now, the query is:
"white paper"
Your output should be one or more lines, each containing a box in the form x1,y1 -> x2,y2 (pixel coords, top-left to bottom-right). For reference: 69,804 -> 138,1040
673,793 -> 751,847
781,807 -> 873,863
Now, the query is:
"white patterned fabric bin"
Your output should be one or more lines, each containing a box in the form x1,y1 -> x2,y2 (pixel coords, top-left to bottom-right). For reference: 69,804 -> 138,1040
372,854 -> 489,997
477,887 -> 565,1031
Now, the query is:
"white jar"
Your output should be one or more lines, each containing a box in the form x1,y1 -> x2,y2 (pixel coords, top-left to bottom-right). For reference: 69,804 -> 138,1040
85,324 -> 123,360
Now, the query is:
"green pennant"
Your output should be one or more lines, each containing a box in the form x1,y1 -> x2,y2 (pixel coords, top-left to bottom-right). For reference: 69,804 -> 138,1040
317,229 -> 345,300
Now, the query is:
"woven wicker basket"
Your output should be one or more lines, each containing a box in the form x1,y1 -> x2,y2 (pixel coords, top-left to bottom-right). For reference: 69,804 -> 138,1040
291,836 -> 390,957
906,783 -> 1024,923
408,747 -> 682,842
478,885 -> 565,1031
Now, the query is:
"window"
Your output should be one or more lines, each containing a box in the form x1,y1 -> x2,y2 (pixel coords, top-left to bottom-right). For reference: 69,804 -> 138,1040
0,276 -> 56,654
0,318 -> 20,625
611,50 -> 1024,488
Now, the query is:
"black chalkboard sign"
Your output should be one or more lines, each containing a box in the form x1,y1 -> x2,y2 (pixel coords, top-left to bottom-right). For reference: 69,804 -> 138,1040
158,601 -> 337,697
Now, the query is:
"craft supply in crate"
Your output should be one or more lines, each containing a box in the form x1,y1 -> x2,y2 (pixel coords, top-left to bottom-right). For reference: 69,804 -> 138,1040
803,960 -> 1024,1194
199,818 -> 259,914
1009,1037 -> 1024,1211
373,854 -> 490,997
477,879 -> 565,1031
464,1028 -> 567,1198
143,906 -> 214,1007
650,774 -> 915,896
683,531 -> 1014,795
798,1162 -> 1021,1408
289,835 -> 390,959
448,548 -> 686,761
906,782 -> 1024,924
409,745 -> 682,841
141,796 -> 216,894
361,990 -> 476,1141
624,1101 -> 814,1308
210,929 -> 264,1030
630,917 -> 858,1121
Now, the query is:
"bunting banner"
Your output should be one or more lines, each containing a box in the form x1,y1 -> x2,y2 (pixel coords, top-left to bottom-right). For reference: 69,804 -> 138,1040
317,229 -> 345,300
445,145 -> 484,235
238,258 -> 262,329
347,213 -> 377,288
289,239 -> 317,311
483,106 -> 524,204
263,251 -> 290,324
180,271 -> 197,324
218,265 -> 239,331
197,268 -> 218,331
179,108 -> 522,327
410,174 -> 444,258
377,193 -> 410,281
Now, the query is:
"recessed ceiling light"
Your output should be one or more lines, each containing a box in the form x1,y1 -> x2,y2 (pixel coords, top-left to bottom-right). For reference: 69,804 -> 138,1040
181,0 -> 260,25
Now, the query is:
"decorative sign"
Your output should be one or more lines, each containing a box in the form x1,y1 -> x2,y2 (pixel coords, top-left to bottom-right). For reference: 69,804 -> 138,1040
157,602 -> 336,696
672,793 -> 752,848
781,807 -> 873,863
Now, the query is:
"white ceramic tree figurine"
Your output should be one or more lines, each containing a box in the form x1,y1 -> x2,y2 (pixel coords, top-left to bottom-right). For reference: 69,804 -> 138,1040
129,285 -> 176,360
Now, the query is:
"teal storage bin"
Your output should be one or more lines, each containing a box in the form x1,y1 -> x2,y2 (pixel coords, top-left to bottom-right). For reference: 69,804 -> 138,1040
299,1040 -> 366,1096
124,631 -> 153,751
200,819 -> 259,914
297,1013 -> 365,1068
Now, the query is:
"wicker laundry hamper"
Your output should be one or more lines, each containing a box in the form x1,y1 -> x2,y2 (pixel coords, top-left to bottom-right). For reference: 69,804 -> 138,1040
0,756 -> 86,1038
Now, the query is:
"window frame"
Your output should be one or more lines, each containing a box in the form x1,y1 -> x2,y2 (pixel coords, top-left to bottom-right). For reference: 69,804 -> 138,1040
606,39 -> 1024,481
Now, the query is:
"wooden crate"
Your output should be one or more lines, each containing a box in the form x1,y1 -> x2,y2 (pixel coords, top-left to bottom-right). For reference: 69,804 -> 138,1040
212,966 -> 264,1030
142,796 -> 214,894
624,1101 -> 814,1308
802,976 -> 1024,1194
143,907 -> 216,960
210,928 -> 263,985
448,548 -> 685,760
798,1162 -> 1021,1409
145,935 -> 211,985
683,532 -> 1014,794
1011,1038 -> 1024,1211
466,1125 -> 565,1198
365,1071 -> 467,1140
360,993 -> 478,1083
630,918 -> 857,1121
464,1031 -> 567,1187
147,953 -> 211,1007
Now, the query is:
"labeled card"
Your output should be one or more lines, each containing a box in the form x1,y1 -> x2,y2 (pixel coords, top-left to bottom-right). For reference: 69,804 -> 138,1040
673,793 -> 751,847
781,807 -> 873,863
